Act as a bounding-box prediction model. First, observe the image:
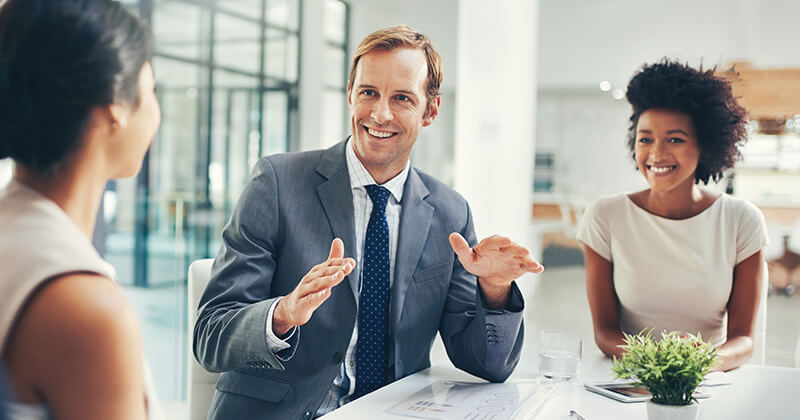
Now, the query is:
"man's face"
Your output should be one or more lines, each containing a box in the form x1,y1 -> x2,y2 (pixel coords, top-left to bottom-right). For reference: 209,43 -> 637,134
347,47 -> 439,183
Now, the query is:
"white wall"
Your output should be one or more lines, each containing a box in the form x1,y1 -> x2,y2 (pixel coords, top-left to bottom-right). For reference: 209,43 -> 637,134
453,0 -> 538,241
538,0 -> 800,90
536,90 -> 646,197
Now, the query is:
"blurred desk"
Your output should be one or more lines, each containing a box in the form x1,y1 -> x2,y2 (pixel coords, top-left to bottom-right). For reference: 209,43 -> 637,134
320,352 -> 800,420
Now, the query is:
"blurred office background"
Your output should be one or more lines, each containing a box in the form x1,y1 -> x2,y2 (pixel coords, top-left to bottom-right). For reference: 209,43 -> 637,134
1,0 -> 799,414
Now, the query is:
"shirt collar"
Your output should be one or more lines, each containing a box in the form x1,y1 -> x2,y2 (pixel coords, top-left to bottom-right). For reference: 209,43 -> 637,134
345,137 -> 409,203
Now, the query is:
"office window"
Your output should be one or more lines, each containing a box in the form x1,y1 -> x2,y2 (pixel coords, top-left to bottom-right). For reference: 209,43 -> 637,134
101,0 -> 313,401
322,0 -> 349,146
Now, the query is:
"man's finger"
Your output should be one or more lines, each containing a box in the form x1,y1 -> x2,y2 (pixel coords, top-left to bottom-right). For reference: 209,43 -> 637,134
449,232 -> 473,262
328,237 -> 345,260
479,235 -> 512,250
300,288 -> 332,312
305,270 -> 348,296
314,261 -> 356,278
524,260 -> 544,273
500,244 -> 531,257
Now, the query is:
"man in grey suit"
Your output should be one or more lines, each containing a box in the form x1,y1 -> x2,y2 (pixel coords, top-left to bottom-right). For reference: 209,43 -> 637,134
194,25 -> 543,420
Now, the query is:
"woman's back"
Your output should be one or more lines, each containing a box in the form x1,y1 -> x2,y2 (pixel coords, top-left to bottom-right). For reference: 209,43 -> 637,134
0,180 -> 116,347
0,180 -> 162,419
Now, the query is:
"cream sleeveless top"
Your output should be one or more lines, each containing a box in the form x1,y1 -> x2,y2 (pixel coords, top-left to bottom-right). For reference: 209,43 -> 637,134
0,180 -> 163,420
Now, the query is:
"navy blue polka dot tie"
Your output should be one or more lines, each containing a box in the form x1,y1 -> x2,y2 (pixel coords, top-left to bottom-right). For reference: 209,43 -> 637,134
355,185 -> 391,398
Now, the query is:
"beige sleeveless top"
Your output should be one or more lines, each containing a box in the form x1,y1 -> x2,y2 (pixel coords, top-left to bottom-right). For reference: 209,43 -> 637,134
0,180 -> 163,420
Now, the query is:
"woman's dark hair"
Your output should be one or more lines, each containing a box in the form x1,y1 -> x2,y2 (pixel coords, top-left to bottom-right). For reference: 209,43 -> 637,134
0,0 -> 154,174
625,59 -> 748,184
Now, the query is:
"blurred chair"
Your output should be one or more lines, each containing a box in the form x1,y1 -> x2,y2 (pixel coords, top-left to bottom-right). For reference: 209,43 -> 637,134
530,194 -> 585,262
749,262 -> 769,365
187,259 -> 218,420
764,222 -> 786,261
765,222 -> 792,294
788,218 -> 800,255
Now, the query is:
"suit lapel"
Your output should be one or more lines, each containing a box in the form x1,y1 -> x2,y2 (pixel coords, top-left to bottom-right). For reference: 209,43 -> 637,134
315,141 -> 361,299
391,169 -> 433,336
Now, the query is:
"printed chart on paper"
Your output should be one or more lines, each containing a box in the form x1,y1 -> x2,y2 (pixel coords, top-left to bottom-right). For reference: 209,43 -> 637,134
385,380 -> 557,420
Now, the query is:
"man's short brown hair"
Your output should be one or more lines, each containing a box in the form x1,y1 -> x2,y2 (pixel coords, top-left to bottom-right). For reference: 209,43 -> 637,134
348,25 -> 442,113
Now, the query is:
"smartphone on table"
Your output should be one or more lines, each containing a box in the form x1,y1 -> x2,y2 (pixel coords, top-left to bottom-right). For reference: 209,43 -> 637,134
584,381 -> 710,403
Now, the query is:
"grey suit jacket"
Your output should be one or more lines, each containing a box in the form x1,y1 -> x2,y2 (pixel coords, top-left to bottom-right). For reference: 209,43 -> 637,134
193,140 -> 525,420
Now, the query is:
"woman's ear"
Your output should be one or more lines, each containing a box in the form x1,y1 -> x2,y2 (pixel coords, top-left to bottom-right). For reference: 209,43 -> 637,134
108,104 -> 129,129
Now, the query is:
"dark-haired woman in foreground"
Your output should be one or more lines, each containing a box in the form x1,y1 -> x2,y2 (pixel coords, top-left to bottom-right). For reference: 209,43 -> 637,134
0,0 -> 162,418
577,60 -> 767,371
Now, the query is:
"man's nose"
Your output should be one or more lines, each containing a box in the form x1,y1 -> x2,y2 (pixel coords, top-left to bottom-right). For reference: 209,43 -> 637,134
370,97 -> 393,124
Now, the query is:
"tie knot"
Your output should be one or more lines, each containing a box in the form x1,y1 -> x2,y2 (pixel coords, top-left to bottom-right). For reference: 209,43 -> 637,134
365,184 -> 390,211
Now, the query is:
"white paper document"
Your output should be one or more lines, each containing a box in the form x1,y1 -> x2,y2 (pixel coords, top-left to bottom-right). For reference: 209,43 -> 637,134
385,380 -> 558,420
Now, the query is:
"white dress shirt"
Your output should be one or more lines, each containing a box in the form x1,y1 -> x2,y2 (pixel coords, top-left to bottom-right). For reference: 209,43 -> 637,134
264,138 -> 410,415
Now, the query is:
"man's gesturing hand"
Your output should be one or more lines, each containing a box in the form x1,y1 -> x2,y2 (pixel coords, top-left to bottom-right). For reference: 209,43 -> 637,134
449,233 -> 544,309
272,238 -> 355,336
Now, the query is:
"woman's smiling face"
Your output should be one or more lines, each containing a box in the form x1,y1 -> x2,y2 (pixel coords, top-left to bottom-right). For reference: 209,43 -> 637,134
634,108 -> 701,193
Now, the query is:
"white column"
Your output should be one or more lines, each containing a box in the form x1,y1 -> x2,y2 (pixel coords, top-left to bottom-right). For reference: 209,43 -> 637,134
453,0 -> 538,244
298,0 -> 326,151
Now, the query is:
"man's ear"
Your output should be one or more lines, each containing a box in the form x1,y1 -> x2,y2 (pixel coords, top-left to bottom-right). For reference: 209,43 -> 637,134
422,95 -> 441,127
347,83 -> 353,106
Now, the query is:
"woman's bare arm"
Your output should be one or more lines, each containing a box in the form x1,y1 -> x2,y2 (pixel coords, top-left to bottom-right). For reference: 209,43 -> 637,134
583,244 -> 626,359
715,250 -> 763,371
4,274 -> 147,420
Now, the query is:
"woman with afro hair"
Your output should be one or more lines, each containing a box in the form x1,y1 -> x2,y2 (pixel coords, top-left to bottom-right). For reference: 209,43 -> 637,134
577,59 -> 768,371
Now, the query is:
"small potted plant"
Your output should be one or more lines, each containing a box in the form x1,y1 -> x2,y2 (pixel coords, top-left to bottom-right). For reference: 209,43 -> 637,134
611,330 -> 719,420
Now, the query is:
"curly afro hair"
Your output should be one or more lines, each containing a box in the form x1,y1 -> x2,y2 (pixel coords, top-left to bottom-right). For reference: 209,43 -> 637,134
625,59 -> 748,184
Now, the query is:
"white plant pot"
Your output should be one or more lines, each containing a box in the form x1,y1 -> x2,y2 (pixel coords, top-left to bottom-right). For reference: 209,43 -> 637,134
646,400 -> 699,420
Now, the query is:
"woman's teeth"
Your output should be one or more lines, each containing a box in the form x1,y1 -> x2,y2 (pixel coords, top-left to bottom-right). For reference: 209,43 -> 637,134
649,165 -> 676,173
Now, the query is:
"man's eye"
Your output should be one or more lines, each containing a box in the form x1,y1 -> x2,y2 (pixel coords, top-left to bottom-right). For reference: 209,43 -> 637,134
361,89 -> 377,96
396,94 -> 409,102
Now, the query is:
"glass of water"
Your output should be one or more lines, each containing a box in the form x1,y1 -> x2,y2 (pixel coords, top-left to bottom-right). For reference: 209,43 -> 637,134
538,330 -> 581,380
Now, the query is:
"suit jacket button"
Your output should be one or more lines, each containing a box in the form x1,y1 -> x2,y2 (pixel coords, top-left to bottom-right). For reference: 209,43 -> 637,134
333,351 -> 343,364
303,410 -> 312,419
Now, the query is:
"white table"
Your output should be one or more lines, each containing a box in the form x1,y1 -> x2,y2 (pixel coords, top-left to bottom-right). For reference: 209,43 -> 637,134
320,352 -> 800,420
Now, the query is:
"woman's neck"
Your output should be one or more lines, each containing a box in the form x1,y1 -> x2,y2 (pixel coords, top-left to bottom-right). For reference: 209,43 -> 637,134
638,182 -> 712,220
14,159 -> 107,240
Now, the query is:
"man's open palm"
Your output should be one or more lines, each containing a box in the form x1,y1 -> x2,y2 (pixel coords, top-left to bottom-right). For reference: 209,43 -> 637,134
449,233 -> 543,288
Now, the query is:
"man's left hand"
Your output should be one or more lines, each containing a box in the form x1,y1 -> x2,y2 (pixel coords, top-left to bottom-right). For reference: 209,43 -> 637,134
449,233 -> 543,309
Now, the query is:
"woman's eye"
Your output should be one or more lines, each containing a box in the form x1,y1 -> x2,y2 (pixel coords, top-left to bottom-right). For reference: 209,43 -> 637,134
638,137 -> 653,144
396,94 -> 409,102
669,137 -> 686,143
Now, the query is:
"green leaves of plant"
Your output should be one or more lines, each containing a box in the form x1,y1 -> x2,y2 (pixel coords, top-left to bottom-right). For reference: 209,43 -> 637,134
611,329 -> 719,406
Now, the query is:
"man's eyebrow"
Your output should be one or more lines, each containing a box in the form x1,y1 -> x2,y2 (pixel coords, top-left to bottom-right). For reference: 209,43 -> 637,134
394,90 -> 418,97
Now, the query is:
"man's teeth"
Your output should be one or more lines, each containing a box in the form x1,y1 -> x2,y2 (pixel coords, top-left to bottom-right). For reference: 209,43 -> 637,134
649,166 -> 675,173
367,128 -> 394,138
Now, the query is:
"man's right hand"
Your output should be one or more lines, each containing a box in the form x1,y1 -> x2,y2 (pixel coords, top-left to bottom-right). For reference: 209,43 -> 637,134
272,238 -> 355,336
